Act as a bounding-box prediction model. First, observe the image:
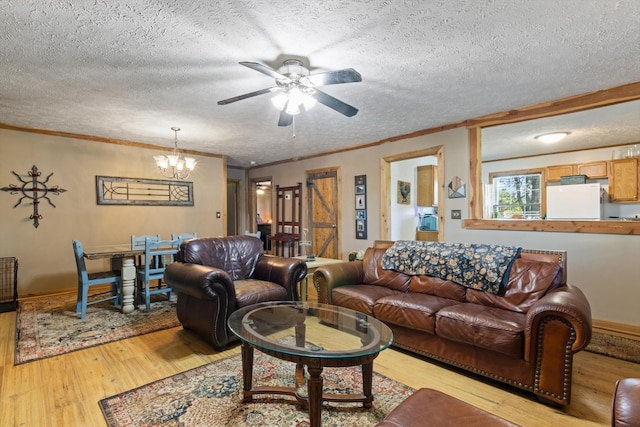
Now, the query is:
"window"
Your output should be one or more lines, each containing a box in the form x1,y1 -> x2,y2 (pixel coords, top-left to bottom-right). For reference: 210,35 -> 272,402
490,171 -> 542,219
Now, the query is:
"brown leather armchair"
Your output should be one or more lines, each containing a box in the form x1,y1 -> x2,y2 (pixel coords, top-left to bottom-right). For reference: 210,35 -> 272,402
164,235 -> 307,349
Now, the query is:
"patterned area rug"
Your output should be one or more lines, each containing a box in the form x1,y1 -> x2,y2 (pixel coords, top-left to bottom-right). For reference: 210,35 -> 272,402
15,292 -> 179,365
586,331 -> 640,364
99,351 -> 414,427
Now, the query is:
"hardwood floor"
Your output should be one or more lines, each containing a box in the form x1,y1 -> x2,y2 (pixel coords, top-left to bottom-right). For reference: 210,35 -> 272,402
1,305 -> 637,426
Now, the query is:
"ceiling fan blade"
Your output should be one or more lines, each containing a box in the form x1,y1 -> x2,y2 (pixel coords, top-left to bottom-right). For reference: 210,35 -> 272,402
306,68 -> 362,86
278,108 -> 293,127
240,61 -> 288,80
311,89 -> 359,117
217,87 -> 278,105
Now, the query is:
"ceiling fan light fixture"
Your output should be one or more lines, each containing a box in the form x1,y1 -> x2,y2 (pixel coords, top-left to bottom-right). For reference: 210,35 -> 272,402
271,92 -> 288,110
535,132 -> 570,143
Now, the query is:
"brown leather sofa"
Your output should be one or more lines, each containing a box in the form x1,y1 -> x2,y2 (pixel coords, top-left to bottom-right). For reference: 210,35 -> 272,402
164,235 -> 307,349
314,242 -> 592,406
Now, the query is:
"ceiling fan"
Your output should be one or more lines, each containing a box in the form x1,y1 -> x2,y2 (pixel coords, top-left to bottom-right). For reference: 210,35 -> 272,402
217,59 -> 362,127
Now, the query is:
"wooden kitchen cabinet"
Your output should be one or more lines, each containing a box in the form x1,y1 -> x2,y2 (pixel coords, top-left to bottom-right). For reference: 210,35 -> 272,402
545,164 -> 575,181
416,230 -> 438,241
577,160 -> 608,178
609,158 -> 639,202
417,165 -> 437,206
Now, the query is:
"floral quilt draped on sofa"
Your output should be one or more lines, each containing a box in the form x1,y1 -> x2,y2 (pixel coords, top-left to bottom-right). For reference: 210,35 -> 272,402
381,241 -> 522,294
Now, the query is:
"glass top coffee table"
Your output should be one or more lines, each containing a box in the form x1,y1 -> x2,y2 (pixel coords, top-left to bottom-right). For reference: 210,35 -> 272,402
228,301 -> 393,427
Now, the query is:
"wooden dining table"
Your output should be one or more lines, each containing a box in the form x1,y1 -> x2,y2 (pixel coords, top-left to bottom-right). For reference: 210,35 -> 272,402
82,244 -> 144,314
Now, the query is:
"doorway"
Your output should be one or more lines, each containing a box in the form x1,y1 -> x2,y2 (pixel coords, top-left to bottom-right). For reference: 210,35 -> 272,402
381,147 -> 444,241
249,176 -> 273,250
306,168 -> 340,259
226,179 -> 239,236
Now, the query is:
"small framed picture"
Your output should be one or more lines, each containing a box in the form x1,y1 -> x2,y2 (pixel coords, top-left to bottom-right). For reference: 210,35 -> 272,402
355,175 -> 366,186
356,220 -> 365,231
355,185 -> 366,195
355,195 -> 366,209
356,210 -> 366,220
397,180 -> 411,205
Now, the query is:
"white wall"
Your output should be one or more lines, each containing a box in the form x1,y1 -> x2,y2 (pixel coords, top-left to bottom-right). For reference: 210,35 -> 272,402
0,128 -> 226,295
250,128 -> 640,327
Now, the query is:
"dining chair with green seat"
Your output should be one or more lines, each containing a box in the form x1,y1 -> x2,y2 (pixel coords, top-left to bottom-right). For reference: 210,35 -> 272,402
72,240 -> 121,319
135,237 -> 180,312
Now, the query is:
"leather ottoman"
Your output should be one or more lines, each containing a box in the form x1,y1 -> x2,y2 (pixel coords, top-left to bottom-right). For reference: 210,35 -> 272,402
376,388 -> 519,427
612,378 -> 640,427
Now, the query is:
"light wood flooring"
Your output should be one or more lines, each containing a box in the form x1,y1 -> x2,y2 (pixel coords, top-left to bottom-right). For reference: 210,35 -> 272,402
1,296 -> 638,426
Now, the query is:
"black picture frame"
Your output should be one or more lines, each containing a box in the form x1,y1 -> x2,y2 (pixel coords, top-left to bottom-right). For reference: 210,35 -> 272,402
354,175 -> 367,239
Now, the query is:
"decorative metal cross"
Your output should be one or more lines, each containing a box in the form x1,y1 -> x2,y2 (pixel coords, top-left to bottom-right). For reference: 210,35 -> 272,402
1,165 -> 67,228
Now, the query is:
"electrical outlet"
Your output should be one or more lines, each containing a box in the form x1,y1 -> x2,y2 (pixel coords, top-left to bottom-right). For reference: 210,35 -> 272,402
216,212 -> 221,218
451,210 -> 462,219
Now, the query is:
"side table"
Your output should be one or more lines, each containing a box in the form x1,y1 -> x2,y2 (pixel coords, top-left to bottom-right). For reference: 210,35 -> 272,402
293,256 -> 344,301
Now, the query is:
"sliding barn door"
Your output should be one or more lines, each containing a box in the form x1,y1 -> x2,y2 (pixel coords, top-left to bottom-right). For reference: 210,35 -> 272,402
306,169 -> 340,259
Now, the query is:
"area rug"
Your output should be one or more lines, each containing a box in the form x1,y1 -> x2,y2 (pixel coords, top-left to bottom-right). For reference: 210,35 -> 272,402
586,331 -> 640,364
15,292 -> 179,365
99,351 -> 415,427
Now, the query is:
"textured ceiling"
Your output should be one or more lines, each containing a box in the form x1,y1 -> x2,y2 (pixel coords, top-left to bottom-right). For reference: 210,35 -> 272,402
1,1 -> 639,167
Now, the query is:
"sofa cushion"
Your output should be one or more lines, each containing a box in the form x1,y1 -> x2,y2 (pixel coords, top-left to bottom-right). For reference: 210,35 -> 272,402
435,303 -> 525,357
466,258 -> 561,313
362,247 -> 411,292
374,293 -> 461,334
234,279 -> 288,308
332,284 -> 401,316
409,275 -> 467,301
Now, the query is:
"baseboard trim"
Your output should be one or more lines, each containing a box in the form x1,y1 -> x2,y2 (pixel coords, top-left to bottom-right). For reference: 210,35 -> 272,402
593,319 -> 640,341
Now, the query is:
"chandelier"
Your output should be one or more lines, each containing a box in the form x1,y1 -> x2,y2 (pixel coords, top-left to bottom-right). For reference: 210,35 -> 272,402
153,127 -> 196,180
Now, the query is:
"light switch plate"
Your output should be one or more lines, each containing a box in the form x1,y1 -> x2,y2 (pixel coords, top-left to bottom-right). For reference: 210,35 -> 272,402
451,209 -> 461,219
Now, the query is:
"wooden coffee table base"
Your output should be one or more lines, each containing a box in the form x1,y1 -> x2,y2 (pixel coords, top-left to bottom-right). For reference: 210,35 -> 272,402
240,342 -> 377,427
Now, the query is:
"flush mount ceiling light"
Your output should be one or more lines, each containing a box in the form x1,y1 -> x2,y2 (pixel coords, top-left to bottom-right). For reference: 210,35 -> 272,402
535,132 -> 570,143
153,127 -> 197,180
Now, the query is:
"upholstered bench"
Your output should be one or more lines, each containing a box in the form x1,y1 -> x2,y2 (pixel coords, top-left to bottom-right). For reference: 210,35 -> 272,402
376,388 -> 518,427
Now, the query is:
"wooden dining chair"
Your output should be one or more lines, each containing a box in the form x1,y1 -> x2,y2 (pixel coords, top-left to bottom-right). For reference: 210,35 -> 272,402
135,237 -> 180,312
171,232 -> 197,247
131,234 -> 161,264
72,240 -> 121,319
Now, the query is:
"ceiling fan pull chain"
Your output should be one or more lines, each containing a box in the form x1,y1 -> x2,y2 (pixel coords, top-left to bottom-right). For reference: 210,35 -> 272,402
292,116 -> 296,138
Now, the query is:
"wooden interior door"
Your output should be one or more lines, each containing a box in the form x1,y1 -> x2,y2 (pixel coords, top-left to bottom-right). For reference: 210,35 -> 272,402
306,169 -> 339,259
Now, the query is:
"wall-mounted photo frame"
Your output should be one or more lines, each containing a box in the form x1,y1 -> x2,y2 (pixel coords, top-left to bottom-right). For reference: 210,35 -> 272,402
354,175 -> 367,239
397,180 -> 411,204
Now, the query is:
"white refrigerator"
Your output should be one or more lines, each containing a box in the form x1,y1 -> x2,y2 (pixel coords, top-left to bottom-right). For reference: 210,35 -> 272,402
546,183 -> 602,220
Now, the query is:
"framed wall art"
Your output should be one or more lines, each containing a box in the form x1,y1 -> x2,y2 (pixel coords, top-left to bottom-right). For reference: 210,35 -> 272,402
96,176 -> 194,206
354,175 -> 367,239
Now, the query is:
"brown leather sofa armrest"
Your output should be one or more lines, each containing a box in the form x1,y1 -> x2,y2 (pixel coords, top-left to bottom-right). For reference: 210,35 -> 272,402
612,378 -> 640,427
164,262 -> 236,303
313,261 -> 364,304
524,284 -> 593,356
252,255 -> 308,301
